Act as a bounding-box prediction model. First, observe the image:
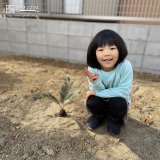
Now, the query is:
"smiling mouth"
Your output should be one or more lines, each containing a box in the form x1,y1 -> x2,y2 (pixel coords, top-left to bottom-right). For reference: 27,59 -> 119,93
103,58 -> 113,61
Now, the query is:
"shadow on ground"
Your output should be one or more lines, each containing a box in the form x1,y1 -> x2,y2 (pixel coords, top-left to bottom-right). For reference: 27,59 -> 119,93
89,116 -> 160,160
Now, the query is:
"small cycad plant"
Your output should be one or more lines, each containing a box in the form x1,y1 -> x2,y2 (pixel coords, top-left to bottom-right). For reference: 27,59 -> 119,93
41,77 -> 81,117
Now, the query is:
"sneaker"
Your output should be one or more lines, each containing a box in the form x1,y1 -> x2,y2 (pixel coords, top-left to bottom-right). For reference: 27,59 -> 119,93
86,115 -> 104,130
107,116 -> 121,136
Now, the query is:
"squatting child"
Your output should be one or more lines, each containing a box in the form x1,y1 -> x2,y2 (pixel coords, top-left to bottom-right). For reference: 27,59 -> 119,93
84,29 -> 133,136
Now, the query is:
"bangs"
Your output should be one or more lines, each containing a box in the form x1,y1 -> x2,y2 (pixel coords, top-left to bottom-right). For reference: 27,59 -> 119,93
96,30 -> 117,47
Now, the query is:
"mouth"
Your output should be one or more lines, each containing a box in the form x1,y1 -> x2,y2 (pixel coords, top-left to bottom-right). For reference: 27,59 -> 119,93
103,58 -> 113,62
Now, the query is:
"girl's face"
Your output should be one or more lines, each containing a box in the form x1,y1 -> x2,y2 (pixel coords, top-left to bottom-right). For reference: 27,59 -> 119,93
96,45 -> 119,72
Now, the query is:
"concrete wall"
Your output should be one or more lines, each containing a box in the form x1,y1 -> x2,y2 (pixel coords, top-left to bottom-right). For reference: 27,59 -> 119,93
0,18 -> 160,75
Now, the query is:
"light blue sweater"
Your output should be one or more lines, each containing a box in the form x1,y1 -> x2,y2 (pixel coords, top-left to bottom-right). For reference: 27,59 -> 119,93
87,60 -> 133,103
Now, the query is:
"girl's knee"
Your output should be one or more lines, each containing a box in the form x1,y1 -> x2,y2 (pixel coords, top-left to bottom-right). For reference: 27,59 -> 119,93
108,97 -> 127,117
86,96 -> 102,108
86,96 -> 105,114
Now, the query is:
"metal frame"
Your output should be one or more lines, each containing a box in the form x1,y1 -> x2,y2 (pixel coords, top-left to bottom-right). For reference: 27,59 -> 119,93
37,13 -> 160,22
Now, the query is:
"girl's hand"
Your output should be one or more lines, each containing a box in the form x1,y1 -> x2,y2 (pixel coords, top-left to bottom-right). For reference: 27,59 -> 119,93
85,90 -> 95,101
85,67 -> 98,82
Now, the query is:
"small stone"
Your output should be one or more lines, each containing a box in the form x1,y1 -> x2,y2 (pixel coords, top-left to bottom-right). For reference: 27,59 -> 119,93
28,150 -> 34,156
37,150 -> 45,156
0,139 -> 6,150
22,153 -> 28,160
10,126 -> 16,131
61,145 -> 67,149
42,146 -> 55,156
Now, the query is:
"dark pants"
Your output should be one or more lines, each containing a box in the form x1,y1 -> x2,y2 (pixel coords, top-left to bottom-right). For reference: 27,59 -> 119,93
86,96 -> 128,119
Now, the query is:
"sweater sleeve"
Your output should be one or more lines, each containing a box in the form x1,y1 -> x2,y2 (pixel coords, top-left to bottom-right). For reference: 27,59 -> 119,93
95,61 -> 133,98
87,67 -> 105,91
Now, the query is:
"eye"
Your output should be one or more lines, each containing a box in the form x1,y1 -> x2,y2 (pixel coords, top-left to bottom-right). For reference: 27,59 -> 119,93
110,46 -> 117,50
97,48 -> 103,51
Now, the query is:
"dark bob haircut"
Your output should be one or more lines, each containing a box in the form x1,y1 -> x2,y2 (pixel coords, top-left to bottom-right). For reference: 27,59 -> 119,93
87,29 -> 128,69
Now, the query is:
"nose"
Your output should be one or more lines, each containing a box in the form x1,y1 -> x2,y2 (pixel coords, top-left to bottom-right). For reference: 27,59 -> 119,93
104,49 -> 111,56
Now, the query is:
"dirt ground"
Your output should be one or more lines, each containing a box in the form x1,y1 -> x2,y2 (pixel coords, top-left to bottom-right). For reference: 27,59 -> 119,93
0,53 -> 160,160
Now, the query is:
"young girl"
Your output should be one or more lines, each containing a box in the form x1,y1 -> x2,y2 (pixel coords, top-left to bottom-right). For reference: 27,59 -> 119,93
85,29 -> 133,136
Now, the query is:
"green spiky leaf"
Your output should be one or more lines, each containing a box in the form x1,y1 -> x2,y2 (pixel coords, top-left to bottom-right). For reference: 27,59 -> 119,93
43,93 -> 60,105
33,77 -> 81,111
59,76 -> 80,105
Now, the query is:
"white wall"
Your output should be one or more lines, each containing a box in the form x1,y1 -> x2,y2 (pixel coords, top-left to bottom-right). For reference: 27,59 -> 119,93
0,18 -> 160,75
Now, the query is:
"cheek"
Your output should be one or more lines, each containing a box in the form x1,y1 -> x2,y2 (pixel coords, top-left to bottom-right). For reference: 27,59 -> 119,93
96,54 -> 102,63
116,53 -> 119,59
96,52 -> 100,60
114,51 -> 119,60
